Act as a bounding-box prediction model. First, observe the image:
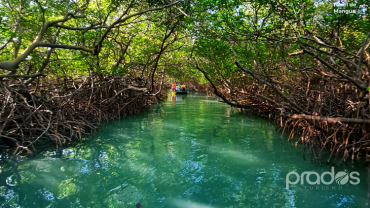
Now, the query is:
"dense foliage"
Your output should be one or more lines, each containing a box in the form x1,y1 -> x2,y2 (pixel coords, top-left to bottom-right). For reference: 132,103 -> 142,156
1,0 -> 370,160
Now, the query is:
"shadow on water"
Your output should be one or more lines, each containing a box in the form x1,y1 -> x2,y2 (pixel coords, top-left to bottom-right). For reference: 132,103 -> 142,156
0,93 -> 368,207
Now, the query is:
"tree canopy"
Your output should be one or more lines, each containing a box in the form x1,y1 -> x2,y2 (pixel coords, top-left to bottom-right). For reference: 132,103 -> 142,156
1,0 -> 370,157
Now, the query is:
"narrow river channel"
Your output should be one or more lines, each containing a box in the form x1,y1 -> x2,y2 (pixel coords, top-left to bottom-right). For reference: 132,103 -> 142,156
0,93 -> 368,207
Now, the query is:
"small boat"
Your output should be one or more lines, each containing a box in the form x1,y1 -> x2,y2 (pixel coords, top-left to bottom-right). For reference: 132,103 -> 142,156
171,89 -> 189,95
171,89 -> 188,95
174,91 -> 188,95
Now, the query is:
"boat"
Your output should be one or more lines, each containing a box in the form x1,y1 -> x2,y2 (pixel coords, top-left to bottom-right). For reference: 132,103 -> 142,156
174,91 -> 188,95
171,89 -> 188,95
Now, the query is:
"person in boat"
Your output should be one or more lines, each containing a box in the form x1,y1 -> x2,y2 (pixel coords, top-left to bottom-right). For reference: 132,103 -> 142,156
172,83 -> 176,91
181,84 -> 186,91
176,84 -> 180,92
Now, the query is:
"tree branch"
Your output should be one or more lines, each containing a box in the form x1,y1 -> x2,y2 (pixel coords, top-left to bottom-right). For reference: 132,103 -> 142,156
291,114 -> 370,124
230,43 -> 306,113
196,64 -> 250,108
302,47 -> 366,89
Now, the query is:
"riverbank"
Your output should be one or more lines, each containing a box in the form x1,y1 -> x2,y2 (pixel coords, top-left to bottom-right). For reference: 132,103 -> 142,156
0,75 -> 166,155
186,81 -> 215,95
203,81 -> 370,164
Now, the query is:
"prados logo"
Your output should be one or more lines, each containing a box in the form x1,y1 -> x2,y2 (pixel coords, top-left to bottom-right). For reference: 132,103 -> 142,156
286,167 -> 360,189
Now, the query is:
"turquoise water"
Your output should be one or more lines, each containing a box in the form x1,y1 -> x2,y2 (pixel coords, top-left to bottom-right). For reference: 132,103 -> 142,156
0,93 -> 368,208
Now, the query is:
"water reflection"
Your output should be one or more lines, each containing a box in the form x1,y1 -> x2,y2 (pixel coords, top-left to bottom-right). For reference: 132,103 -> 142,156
170,199 -> 219,208
171,94 -> 186,106
0,93 -> 368,207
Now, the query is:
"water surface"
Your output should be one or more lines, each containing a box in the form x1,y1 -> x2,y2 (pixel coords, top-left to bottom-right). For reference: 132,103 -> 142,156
0,93 -> 368,207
